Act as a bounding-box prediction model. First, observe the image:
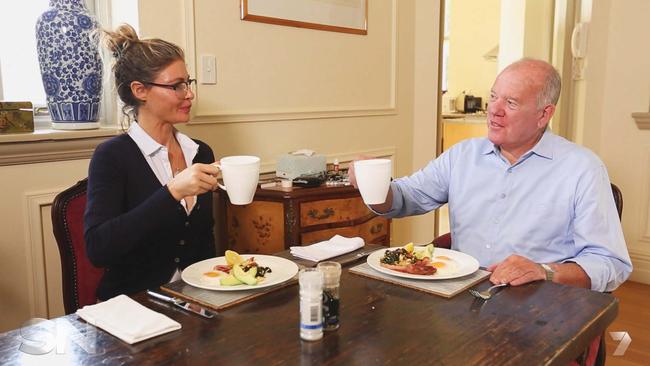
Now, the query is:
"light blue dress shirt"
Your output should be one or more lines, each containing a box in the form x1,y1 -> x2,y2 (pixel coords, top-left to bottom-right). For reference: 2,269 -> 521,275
383,131 -> 632,292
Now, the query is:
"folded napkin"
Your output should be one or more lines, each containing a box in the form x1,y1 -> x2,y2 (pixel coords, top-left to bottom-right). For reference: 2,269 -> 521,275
76,294 -> 181,344
290,235 -> 365,262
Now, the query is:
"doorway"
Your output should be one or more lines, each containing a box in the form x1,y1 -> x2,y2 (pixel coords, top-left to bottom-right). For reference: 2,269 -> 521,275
436,0 -> 501,236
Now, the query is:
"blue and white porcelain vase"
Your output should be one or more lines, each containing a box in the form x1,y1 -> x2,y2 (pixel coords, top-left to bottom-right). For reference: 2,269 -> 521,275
36,0 -> 102,130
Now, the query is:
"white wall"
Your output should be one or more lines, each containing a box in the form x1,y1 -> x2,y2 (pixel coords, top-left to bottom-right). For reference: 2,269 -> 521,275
577,0 -> 650,283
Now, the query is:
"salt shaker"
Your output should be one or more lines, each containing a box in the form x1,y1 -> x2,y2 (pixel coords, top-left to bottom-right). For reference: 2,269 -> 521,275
299,268 -> 324,341
317,261 -> 342,331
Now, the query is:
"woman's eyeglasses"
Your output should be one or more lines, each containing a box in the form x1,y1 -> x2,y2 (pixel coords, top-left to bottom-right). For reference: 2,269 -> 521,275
143,79 -> 196,98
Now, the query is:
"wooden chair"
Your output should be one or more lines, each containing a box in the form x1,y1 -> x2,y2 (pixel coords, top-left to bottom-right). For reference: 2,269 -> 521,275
51,178 -> 103,314
432,183 -> 623,366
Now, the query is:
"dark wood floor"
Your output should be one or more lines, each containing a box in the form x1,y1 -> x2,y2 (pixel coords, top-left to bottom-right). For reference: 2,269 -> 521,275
605,281 -> 650,366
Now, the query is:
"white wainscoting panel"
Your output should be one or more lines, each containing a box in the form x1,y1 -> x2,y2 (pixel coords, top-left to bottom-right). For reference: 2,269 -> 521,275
24,190 -> 65,319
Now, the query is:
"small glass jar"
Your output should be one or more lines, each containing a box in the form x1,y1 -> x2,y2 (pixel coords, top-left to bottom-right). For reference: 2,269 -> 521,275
317,261 -> 342,331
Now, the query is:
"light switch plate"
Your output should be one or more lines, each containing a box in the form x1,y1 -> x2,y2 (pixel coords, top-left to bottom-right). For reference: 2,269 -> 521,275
201,55 -> 217,84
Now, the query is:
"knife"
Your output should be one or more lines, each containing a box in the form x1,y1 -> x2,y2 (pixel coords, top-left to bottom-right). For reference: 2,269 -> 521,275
146,290 -> 216,319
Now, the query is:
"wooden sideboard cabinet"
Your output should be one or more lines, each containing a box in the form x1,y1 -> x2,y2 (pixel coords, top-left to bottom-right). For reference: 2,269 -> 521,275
215,185 -> 390,254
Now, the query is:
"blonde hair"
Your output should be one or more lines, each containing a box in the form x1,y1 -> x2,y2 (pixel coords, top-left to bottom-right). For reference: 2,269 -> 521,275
103,24 -> 185,125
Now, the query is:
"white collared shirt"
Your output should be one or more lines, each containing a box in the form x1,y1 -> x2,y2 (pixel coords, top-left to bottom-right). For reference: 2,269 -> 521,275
127,122 -> 199,215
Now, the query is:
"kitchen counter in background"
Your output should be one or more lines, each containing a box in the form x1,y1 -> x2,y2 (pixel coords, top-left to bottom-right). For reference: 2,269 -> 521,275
442,112 -> 487,124
442,113 -> 487,151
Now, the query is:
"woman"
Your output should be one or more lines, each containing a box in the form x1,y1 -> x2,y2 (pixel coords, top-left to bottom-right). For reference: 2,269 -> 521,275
84,24 -> 219,300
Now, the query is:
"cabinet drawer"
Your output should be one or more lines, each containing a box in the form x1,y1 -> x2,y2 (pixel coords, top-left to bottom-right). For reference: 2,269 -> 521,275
226,201 -> 285,254
300,196 -> 372,227
300,216 -> 389,245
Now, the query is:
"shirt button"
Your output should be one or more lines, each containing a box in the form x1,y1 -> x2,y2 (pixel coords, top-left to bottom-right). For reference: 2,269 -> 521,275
494,218 -> 500,224
185,221 -> 190,227
486,244 -> 491,249
179,240 -> 185,246
174,257 -> 180,263
500,193 -> 506,199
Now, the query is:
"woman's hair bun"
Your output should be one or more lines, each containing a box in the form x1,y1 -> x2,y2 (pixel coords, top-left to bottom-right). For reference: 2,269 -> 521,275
104,24 -> 139,59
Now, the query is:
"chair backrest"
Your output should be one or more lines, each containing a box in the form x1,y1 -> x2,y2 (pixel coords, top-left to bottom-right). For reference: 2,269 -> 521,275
51,178 -> 103,314
432,183 -> 624,250
611,183 -> 623,221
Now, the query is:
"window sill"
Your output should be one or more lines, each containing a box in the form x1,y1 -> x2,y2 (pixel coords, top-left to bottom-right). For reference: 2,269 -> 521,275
0,126 -> 121,166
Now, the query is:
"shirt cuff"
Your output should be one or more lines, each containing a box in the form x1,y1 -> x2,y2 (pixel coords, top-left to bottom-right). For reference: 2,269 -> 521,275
563,254 -> 627,292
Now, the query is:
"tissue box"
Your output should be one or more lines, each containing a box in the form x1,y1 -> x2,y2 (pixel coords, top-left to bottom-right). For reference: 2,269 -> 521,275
0,101 -> 34,134
276,154 -> 327,180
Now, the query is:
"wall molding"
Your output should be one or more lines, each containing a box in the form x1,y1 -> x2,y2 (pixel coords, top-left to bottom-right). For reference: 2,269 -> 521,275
629,250 -> 650,285
183,0 -> 399,124
0,129 -> 119,166
638,148 -> 650,244
23,189 -> 62,319
632,112 -> 650,129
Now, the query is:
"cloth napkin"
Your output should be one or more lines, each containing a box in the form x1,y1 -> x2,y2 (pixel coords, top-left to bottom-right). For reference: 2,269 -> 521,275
290,235 -> 365,262
76,294 -> 181,344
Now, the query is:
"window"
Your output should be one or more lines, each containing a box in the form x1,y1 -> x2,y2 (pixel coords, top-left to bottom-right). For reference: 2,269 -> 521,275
0,0 -> 138,130
0,0 -> 51,105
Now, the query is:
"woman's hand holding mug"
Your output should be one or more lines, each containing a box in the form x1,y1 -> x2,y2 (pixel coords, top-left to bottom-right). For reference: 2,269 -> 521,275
167,163 -> 220,201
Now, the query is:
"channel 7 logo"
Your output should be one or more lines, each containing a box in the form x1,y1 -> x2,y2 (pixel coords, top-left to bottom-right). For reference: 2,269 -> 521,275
19,318 -> 102,355
609,331 -> 632,356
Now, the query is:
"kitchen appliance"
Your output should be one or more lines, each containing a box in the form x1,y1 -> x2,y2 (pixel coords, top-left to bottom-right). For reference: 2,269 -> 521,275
455,94 -> 483,113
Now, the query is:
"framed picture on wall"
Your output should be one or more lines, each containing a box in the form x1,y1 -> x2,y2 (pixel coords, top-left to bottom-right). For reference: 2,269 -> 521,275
241,0 -> 368,35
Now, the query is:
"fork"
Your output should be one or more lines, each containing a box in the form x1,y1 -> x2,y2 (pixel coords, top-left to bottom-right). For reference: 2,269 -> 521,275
469,283 -> 508,300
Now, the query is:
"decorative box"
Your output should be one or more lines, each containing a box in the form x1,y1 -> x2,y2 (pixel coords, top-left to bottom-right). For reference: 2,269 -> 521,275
276,153 -> 327,180
0,101 -> 34,133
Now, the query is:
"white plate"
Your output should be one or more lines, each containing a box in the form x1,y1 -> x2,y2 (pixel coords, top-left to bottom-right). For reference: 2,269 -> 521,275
366,247 -> 479,280
181,255 -> 299,291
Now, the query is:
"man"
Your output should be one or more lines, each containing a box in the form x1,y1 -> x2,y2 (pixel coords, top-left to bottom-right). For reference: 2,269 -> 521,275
351,59 -> 631,292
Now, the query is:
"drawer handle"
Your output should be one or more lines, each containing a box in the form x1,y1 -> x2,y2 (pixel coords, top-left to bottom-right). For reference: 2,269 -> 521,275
307,208 -> 335,220
370,223 -> 384,234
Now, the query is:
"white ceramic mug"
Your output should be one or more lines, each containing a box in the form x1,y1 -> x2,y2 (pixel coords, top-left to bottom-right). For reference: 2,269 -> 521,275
354,159 -> 392,205
214,156 -> 260,205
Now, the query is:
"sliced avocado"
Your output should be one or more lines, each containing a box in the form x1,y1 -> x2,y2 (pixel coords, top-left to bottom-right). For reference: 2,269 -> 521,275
425,244 -> 434,257
220,273 -> 243,286
233,264 -> 258,285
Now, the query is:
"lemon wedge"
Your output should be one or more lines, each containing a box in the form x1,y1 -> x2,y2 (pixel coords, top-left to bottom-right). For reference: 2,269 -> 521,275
404,242 -> 414,253
225,250 -> 243,266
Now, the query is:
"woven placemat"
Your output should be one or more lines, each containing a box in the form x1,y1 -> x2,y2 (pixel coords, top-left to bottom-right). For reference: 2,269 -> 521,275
160,277 -> 298,312
349,263 -> 490,298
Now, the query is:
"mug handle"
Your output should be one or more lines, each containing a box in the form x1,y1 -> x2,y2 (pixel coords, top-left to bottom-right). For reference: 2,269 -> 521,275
213,163 -> 226,191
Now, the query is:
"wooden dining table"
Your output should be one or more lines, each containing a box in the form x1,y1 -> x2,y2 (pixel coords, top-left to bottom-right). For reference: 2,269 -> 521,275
0,251 -> 618,365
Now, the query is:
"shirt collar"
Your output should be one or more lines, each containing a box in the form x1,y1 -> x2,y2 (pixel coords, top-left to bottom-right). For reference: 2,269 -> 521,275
175,128 -> 199,161
480,129 -> 554,160
128,122 -> 163,156
528,129 -> 554,160
127,122 -> 200,160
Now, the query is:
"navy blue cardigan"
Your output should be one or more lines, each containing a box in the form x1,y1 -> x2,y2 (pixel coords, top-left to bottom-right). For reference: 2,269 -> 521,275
84,134 -> 216,300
